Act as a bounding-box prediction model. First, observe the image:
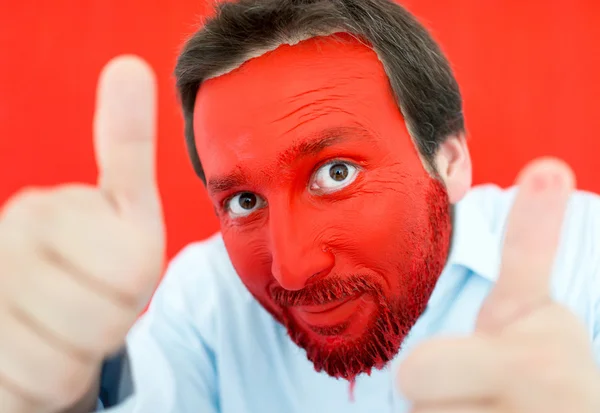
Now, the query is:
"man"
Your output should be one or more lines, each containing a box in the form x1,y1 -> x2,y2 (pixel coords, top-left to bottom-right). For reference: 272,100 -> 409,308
0,0 -> 599,412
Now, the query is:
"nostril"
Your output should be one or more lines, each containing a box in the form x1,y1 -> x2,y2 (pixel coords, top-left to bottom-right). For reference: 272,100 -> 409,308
270,242 -> 335,290
307,268 -> 330,284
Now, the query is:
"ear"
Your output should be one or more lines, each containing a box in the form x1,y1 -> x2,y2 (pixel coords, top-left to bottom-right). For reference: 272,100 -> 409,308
433,133 -> 472,204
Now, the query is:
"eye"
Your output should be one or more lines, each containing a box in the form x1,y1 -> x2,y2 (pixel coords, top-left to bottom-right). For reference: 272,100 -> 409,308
310,161 -> 359,193
226,192 -> 265,218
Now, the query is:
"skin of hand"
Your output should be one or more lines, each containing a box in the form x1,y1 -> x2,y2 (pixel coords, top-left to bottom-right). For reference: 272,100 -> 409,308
397,158 -> 600,413
0,55 -> 165,413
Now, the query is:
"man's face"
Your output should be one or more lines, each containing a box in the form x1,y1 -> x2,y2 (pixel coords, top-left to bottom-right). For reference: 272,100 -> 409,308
194,34 -> 452,381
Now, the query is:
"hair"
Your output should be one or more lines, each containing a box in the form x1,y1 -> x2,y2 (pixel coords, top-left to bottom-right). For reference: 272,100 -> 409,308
175,0 -> 465,182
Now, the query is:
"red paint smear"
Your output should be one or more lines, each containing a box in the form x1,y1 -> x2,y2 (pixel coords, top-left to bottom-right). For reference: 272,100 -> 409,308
194,34 -> 452,381
270,178 -> 451,382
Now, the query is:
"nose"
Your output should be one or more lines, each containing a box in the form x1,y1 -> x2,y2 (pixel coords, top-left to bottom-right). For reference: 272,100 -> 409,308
269,204 -> 334,291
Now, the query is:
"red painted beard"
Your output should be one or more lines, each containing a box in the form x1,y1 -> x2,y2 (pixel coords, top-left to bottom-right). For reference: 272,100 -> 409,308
265,178 -> 451,381
193,34 -> 453,381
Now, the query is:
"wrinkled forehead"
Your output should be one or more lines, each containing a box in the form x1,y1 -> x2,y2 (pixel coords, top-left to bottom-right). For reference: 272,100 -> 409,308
193,33 -> 405,175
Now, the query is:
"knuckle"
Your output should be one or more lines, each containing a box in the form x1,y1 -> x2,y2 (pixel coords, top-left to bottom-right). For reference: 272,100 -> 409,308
508,342 -> 569,390
0,230 -> 35,295
400,340 -> 441,377
95,318 -> 132,355
54,183 -> 92,193
397,339 -> 453,398
54,184 -> 106,210
50,359 -> 95,406
2,187 -> 49,222
114,229 -> 162,302
102,334 -> 129,357
2,184 -> 98,225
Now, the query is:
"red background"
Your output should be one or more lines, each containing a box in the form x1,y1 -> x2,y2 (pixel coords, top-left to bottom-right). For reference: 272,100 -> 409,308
1,0 -> 598,259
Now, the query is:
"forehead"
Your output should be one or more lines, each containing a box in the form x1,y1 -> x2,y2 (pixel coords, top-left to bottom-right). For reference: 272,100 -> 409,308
193,34 -> 409,180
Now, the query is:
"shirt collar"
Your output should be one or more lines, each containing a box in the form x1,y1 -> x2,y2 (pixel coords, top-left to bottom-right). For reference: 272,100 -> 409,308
425,193 -> 502,310
445,194 -> 502,283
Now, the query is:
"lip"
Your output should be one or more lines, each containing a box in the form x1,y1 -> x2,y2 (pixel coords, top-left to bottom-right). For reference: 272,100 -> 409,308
292,293 -> 364,326
297,294 -> 358,314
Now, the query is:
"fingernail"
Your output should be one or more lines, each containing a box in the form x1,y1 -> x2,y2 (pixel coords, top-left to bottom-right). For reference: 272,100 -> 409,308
530,174 -> 549,192
549,172 -> 568,188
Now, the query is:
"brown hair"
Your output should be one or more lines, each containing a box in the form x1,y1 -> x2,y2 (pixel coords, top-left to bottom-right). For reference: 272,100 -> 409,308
175,0 -> 464,182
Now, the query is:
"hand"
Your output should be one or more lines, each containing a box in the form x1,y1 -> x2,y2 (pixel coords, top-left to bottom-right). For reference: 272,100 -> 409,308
0,56 -> 165,413
397,158 -> 600,413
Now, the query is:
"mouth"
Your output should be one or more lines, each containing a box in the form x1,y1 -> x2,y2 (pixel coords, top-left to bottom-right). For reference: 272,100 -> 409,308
291,293 -> 366,328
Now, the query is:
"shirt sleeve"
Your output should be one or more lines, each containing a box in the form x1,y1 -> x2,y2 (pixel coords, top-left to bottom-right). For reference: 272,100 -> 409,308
98,244 -> 221,413
589,194 -> 600,365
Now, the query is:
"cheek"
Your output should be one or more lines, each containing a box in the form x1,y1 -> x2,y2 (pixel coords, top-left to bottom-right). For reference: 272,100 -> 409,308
323,173 -> 435,266
218,162 -> 443,295
221,226 -> 273,293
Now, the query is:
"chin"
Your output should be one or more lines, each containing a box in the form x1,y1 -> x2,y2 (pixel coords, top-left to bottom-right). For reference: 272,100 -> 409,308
254,263 -> 445,382
278,282 -> 431,382
289,306 -> 407,380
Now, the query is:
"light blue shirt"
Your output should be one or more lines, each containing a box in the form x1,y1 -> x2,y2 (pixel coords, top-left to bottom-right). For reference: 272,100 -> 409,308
100,184 -> 600,413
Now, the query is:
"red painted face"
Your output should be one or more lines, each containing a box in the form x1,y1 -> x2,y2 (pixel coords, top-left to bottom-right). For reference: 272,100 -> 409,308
194,34 -> 452,381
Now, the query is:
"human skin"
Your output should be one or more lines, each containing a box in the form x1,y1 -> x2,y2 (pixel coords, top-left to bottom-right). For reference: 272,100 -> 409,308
193,34 -> 452,380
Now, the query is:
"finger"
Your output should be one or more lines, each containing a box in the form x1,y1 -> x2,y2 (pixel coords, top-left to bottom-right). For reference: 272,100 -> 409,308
397,336 -> 504,403
0,381 -> 34,413
0,187 -> 162,307
93,55 -> 160,219
410,403 -> 500,413
481,158 -> 574,327
0,306 -> 95,407
8,255 -> 135,358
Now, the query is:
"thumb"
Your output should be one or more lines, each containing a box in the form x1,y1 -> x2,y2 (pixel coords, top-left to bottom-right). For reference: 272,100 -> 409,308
477,157 -> 575,331
93,55 -> 159,218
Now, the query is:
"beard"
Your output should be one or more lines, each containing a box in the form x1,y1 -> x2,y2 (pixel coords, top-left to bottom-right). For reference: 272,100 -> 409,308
271,275 -> 409,381
267,178 -> 453,382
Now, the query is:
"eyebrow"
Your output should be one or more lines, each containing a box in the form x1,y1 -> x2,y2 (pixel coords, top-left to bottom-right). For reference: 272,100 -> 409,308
207,126 -> 373,196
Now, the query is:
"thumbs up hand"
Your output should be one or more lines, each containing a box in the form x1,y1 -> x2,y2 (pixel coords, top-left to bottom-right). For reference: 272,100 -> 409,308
0,56 -> 165,413
397,159 -> 600,413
